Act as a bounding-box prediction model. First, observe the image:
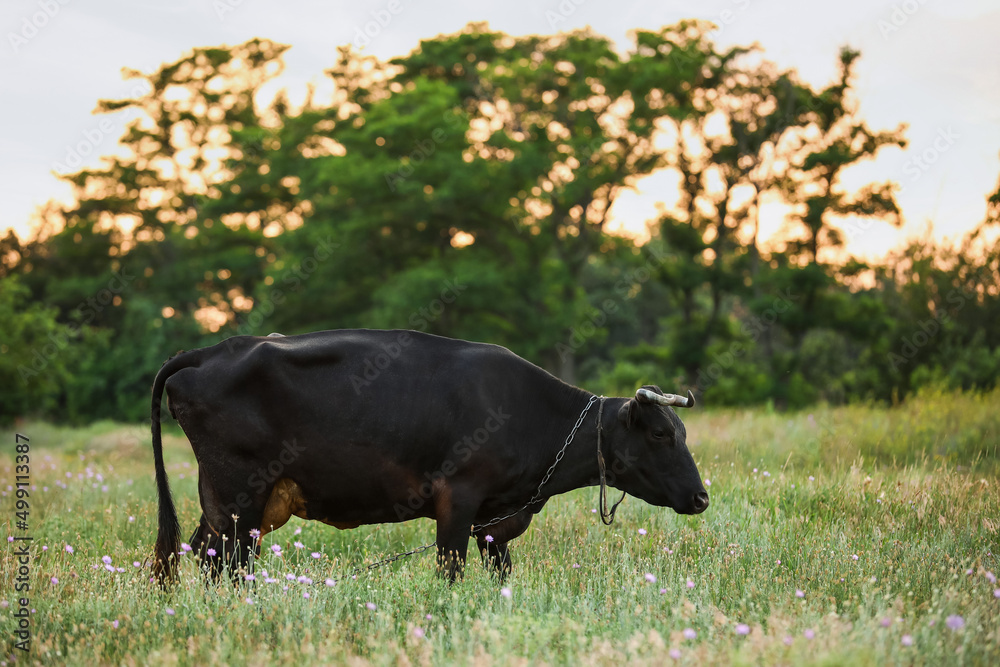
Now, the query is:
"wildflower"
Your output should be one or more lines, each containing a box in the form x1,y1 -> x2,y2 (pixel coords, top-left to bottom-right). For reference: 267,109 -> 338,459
104,563 -> 115,572
945,615 -> 964,631
659,588 -> 667,594
638,528 -> 647,536
572,563 -> 580,569
426,614 -> 433,620
485,535 -> 494,543
414,627 -> 425,638
207,548 -> 217,557
297,576 -> 313,585
271,544 -> 282,555
881,618 -> 891,628
294,541 -> 304,549
245,597 -> 253,604
249,529 -> 261,539
245,574 -> 255,581
669,648 -> 681,660
994,588 -> 1000,598
683,628 -> 696,640
686,579 -> 695,589
644,573 -> 657,584
763,471 -> 771,477
705,479 -> 711,487
294,527 -> 302,535
303,592 -> 310,599
591,508 -> 597,513
113,620 -> 119,629
265,577 -> 277,584
42,546 -> 48,552
312,552 -> 321,559
804,629 -> 815,640
901,634 -> 913,646
501,587 -> 512,598
326,578 -> 336,587
366,602 -> 377,611
133,561 -> 141,568
165,608 -> 175,616
116,567 -> 125,572
986,571 -> 997,584
783,635 -> 793,646
50,577 -> 58,584
736,624 -> 750,636
128,516 -> 135,523
102,555 -> 112,565
796,589 -> 804,598
808,476 -> 815,481
180,543 -> 192,553
285,574 -> 295,581
852,554 -> 859,561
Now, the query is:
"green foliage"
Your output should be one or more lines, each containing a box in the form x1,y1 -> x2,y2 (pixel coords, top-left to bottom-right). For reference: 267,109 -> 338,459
3,24 -> 1000,422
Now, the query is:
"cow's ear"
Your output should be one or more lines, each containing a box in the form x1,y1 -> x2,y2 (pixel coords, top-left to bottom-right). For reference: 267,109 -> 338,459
618,399 -> 640,430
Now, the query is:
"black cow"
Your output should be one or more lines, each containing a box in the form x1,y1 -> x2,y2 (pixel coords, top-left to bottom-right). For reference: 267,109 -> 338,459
150,329 -> 708,582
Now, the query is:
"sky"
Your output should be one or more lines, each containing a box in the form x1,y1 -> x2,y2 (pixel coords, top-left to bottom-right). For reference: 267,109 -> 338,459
1,0 -> 998,261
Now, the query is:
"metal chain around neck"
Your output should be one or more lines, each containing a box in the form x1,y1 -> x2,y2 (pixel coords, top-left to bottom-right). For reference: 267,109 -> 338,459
472,394 -> 602,532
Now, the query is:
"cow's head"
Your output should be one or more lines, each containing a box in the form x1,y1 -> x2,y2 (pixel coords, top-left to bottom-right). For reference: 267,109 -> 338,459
610,385 -> 708,515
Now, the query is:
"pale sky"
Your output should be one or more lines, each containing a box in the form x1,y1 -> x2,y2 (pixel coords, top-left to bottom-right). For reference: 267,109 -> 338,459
1,0 -> 998,260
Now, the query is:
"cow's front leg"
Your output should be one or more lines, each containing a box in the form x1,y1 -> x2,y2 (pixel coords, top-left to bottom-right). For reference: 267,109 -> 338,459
434,489 -> 480,583
473,510 -> 533,581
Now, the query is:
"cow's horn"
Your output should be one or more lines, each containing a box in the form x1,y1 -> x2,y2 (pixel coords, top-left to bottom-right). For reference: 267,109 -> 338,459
635,388 -> 695,408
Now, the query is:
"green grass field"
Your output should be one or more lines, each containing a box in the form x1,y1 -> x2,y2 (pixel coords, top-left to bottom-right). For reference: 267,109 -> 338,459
2,388 -> 1000,665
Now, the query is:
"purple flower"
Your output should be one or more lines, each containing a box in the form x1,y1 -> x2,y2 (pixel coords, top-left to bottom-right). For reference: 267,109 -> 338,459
245,574 -> 255,581
366,602 -> 377,611
986,571 -> 997,584
638,528 -> 647,536
303,592 -> 310,599
994,588 -> 1000,599
165,608 -> 175,616
413,627 -> 425,638
207,548 -> 217,557
572,563 -> 580,569
104,563 -> 115,572
485,535 -> 494,543
705,479 -> 711,487
501,587 -> 512,598
102,555 -> 112,565
686,579 -> 695,589
249,529 -> 261,539
326,578 -> 336,587
285,574 -> 295,581
659,588 -> 667,594
271,544 -> 282,555
881,618 -> 891,628
901,634 -> 913,646
311,552 -> 321,559
112,620 -> 119,629
946,615 -> 964,631
669,648 -> 681,660
644,573 -> 657,584
180,543 -> 192,553
128,516 -> 135,523
426,614 -> 433,620
783,635 -> 793,646
683,628 -> 696,640
245,597 -> 254,604
736,624 -> 750,636
50,577 -> 58,584
796,589 -> 805,598
851,554 -> 859,561
294,541 -> 304,549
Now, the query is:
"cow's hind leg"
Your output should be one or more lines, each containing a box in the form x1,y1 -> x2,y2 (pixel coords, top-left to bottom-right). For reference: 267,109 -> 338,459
188,515 -> 226,580
474,510 -> 534,582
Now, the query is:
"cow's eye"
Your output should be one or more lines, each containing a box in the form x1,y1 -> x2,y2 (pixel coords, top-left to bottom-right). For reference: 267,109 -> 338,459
651,429 -> 667,440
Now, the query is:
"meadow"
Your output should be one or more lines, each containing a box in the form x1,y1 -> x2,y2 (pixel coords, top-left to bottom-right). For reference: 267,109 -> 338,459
2,388 -> 999,665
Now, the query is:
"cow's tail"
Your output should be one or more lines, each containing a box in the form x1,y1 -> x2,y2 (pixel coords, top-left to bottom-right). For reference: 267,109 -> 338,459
150,351 -> 199,584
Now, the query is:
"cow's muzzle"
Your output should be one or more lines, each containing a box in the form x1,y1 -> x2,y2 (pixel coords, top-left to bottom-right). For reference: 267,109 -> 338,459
692,491 -> 709,514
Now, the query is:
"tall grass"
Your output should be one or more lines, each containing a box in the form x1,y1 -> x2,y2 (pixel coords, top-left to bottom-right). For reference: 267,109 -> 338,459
2,390 -> 999,664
